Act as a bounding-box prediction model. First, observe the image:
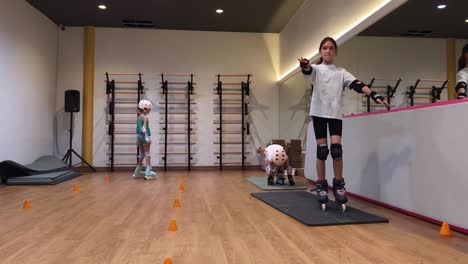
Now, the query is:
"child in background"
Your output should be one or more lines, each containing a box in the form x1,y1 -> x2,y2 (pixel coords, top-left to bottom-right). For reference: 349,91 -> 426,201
264,144 -> 295,186
133,99 -> 157,180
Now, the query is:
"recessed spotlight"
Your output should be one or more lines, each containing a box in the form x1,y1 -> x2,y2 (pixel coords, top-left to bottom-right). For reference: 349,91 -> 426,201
98,5 -> 107,10
437,4 -> 446,9
216,9 -> 224,14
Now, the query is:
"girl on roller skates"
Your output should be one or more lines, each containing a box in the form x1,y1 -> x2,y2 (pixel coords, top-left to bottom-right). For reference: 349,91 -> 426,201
133,99 -> 158,180
298,37 -> 389,211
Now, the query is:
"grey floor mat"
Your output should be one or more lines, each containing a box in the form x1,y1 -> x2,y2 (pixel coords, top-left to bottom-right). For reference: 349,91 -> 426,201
25,156 -> 68,171
246,177 -> 307,190
6,171 -> 82,185
1,156 -> 68,182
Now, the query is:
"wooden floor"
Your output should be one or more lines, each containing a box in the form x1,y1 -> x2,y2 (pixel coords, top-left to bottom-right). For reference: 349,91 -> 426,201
0,170 -> 467,264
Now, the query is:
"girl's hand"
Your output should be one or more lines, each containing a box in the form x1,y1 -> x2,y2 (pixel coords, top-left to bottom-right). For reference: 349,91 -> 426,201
377,98 -> 391,110
370,91 -> 390,110
297,57 -> 306,63
298,57 -> 309,65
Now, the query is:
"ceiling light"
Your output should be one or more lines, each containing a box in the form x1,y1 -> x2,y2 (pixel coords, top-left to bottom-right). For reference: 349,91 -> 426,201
216,9 -> 224,14
437,4 -> 446,9
98,5 -> 107,10
465,19 -> 468,23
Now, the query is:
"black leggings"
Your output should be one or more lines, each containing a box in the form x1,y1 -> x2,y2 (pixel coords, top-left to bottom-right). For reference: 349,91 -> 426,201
312,116 -> 343,140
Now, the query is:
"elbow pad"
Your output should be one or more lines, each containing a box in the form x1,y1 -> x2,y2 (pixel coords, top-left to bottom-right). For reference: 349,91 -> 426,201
349,80 -> 366,93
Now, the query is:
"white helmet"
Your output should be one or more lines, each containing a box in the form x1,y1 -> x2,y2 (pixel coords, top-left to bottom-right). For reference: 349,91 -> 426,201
266,144 -> 287,167
138,99 -> 152,111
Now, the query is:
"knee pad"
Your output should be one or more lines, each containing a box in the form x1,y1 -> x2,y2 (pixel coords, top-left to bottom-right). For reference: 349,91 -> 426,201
145,151 -> 151,158
330,144 -> 343,160
316,144 -> 329,160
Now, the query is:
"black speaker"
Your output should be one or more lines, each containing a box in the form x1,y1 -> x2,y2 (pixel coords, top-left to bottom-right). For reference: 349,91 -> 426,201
65,90 -> 80,112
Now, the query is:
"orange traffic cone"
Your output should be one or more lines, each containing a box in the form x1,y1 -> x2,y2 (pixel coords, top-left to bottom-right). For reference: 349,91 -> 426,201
168,219 -> 178,231
23,200 -> 31,209
164,257 -> 173,264
73,184 -> 80,193
179,183 -> 185,192
173,199 -> 181,208
104,175 -> 110,182
179,175 -> 184,180
440,222 -> 452,237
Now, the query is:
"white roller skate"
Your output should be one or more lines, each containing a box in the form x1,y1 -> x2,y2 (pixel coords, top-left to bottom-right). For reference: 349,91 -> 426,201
132,165 -> 145,178
144,166 -> 158,180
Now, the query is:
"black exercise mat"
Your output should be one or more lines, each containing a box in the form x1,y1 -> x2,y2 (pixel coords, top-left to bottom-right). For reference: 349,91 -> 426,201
0,156 -> 68,182
251,191 -> 389,226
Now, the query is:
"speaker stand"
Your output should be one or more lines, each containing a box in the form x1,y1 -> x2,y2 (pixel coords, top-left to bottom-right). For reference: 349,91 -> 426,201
62,111 -> 96,172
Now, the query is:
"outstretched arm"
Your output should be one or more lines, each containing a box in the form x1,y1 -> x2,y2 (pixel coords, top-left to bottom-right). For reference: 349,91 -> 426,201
363,86 -> 391,110
349,80 -> 390,109
298,57 -> 312,75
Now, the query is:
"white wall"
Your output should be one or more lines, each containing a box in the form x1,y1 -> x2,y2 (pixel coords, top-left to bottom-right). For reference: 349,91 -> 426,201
278,72 -> 310,143
304,101 -> 468,230
55,28 -> 84,159
279,0 -> 407,81
0,0 -> 58,164
56,28 -> 280,167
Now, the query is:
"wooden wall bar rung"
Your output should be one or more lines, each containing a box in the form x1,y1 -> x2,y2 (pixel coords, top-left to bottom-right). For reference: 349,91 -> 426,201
215,74 -> 253,77
160,92 -> 197,95
214,142 -> 250,144
160,142 -> 196,145
212,83 -> 243,85
372,78 -> 401,82
107,72 -> 142,76
161,74 -> 196,77
418,79 -> 447,83
104,80 -> 145,84
159,82 -> 198,85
